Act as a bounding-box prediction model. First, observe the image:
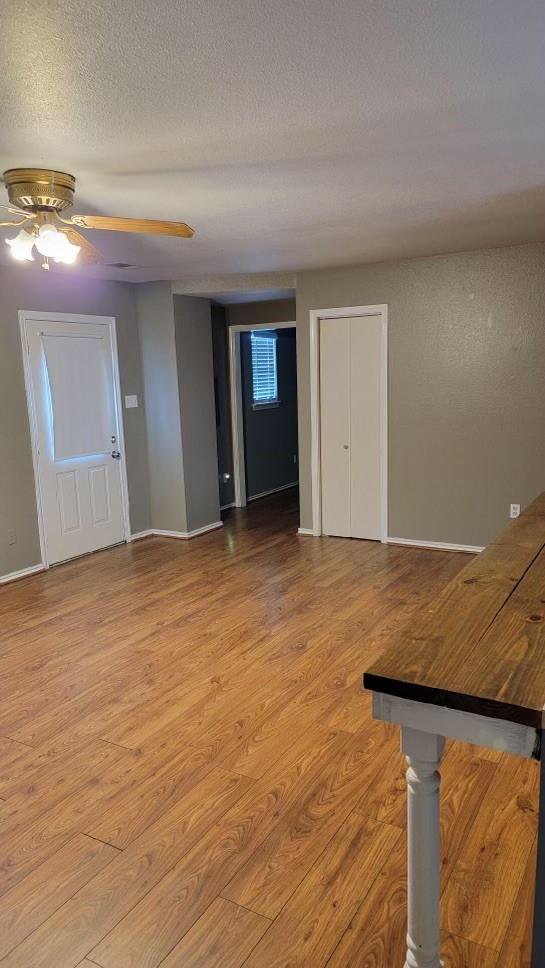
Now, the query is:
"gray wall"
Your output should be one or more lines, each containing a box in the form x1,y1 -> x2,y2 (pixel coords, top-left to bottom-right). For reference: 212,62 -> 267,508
174,296 -> 220,531
296,242 -> 545,546
241,328 -> 299,499
136,282 -> 188,533
0,265 -> 150,576
211,305 -> 234,508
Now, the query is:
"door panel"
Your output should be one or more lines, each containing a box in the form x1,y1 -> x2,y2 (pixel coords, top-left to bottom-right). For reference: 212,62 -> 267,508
319,317 -> 351,537
89,465 -> 111,525
349,315 -> 382,540
319,314 -> 384,541
57,471 -> 81,534
26,317 -> 126,565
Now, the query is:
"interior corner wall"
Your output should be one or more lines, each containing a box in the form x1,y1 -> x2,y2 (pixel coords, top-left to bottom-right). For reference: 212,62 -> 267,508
211,305 -> 235,508
136,282 -> 188,534
173,296 -> 221,531
0,265 -> 151,577
296,242 -> 545,547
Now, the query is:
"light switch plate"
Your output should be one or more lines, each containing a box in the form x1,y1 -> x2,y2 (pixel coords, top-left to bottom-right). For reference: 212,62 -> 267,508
124,394 -> 138,409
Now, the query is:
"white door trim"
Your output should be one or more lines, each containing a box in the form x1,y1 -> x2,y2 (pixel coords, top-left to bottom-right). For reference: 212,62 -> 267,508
19,310 -> 132,569
228,320 -> 296,508
309,305 -> 388,541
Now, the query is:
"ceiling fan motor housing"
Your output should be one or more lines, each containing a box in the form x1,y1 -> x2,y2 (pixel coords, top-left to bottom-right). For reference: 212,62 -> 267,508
3,168 -> 76,211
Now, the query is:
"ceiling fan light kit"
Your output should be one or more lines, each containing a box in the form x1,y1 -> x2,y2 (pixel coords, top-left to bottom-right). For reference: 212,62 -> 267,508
6,227 -> 35,261
1,167 -> 194,270
35,224 -> 81,263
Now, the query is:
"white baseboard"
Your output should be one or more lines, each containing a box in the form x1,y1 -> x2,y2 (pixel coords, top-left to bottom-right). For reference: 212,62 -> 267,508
3,521 -> 224,583
186,521 -> 224,538
154,521 -> 224,540
247,481 -> 299,503
220,502 -> 236,511
387,536 -> 484,554
297,528 -> 315,536
131,522 -> 223,541
0,563 -> 46,585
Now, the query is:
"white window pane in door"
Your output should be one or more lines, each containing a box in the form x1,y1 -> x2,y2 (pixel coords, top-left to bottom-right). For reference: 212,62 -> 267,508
42,333 -> 112,461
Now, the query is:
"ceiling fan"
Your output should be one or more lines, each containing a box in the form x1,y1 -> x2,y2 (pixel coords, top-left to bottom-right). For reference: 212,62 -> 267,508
0,168 -> 194,270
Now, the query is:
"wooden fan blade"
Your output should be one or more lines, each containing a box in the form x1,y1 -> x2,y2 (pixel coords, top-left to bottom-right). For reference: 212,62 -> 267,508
62,228 -> 104,264
68,214 -> 194,238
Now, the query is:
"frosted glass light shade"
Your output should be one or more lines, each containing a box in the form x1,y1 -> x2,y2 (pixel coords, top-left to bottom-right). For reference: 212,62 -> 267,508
55,235 -> 80,263
35,225 -> 80,263
6,228 -> 35,261
6,224 -> 80,265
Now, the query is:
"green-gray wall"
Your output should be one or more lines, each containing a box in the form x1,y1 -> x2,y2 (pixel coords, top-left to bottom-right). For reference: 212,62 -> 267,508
226,298 -> 296,329
0,265 -> 151,577
136,286 -> 220,535
174,296 -> 220,531
136,282 -> 188,533
296,243 -> 545,546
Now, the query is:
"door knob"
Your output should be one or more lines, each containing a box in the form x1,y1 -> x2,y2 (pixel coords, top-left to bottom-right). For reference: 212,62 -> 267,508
111,450 -> 121,459
343,444 -> 349,450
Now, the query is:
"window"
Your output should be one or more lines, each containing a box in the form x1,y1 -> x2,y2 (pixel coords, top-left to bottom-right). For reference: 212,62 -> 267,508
250,330 -> 279,407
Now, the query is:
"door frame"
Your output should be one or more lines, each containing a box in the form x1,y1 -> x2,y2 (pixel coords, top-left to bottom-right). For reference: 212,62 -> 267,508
228,319 -> 296,507
19,310 -> 132,569
309,305 -> 388,540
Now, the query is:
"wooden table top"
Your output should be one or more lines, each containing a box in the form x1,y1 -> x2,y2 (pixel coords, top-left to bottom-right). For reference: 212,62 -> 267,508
364,493 -> 545,728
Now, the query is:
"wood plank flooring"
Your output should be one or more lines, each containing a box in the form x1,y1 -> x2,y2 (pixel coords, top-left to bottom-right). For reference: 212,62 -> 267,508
0,490 -> 537,966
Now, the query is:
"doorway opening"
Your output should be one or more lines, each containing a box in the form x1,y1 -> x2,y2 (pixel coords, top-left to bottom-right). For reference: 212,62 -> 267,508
212,304 -> 299,527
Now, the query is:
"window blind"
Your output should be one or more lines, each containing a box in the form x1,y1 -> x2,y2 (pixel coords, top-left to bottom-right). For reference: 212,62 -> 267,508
250,330 -> 278,405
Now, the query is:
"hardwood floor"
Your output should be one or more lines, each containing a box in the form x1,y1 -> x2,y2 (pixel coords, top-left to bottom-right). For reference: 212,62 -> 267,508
0,490 -> 537,967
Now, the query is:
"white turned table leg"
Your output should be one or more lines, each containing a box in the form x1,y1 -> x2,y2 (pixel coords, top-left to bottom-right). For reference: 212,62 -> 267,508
401,726 -> 445,968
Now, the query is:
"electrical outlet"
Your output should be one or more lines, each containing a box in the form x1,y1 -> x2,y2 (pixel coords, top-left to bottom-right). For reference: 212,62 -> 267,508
7,529 -> 16,546
510,503 -> 521,519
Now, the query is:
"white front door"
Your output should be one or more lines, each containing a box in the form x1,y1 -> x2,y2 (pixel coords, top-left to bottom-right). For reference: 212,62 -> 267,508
320,314 -> 384,541
23,314 -> 128,565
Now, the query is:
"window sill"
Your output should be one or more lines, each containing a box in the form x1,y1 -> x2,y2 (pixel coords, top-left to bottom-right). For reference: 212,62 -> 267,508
252,400 -> 280,411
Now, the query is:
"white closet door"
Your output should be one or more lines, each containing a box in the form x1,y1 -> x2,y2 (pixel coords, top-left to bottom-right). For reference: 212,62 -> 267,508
349,314 -> 383,540
319,314 -> 384,541
319,317 -> 351,537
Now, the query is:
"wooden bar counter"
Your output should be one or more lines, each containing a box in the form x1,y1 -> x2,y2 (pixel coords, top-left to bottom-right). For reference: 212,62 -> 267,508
364,493 -> 545,968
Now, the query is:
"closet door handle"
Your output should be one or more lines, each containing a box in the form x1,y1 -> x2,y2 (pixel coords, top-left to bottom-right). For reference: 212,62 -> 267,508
343,444 -> 349,450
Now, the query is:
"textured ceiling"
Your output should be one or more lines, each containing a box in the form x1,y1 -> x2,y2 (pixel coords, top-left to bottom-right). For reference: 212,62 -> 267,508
1,0 -> 544,282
